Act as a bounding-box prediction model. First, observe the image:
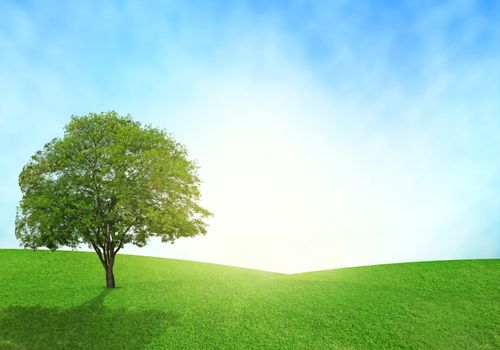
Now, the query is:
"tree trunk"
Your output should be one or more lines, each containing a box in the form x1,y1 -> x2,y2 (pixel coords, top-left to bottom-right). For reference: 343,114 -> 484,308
105,264 -> 115,288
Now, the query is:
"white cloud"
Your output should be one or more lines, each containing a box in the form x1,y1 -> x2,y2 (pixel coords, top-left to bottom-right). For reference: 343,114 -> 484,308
2,1 -> 499,272
124,52 -> 500,272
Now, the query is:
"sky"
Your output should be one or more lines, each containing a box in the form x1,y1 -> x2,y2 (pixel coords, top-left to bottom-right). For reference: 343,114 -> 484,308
1,0 -> 499,273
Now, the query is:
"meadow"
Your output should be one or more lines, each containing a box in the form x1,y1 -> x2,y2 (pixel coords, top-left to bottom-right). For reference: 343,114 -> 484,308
0,249 -> 498,349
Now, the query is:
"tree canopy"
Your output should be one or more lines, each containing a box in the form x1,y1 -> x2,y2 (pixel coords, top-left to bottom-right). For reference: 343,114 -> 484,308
16,111 -> 212,287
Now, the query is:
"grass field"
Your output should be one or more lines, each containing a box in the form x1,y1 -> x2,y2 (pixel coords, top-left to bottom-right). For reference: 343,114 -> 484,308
0,249 -> 498,349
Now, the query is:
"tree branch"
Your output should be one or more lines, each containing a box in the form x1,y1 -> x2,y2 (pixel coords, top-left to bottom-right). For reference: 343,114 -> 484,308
111,218 -> 136,255
113,241 -> 124,255
94,226 -> 108,267
91,242 -> 106,269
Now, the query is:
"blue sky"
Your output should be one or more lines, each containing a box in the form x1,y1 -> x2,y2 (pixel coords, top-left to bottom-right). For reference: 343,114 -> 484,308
1,0 -> 499,272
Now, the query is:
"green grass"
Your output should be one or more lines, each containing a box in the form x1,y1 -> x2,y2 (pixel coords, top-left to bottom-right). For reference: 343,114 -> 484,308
0,249 -> 498,349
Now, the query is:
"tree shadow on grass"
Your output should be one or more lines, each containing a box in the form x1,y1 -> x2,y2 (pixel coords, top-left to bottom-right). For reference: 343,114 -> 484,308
0,290 -> 177,350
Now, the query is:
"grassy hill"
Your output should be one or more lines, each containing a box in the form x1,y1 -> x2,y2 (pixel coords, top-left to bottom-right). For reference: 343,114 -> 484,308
0,249 -> 498,349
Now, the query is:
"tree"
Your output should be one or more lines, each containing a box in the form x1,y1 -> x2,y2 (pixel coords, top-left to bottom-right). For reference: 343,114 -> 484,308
16,112 -> 212,288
